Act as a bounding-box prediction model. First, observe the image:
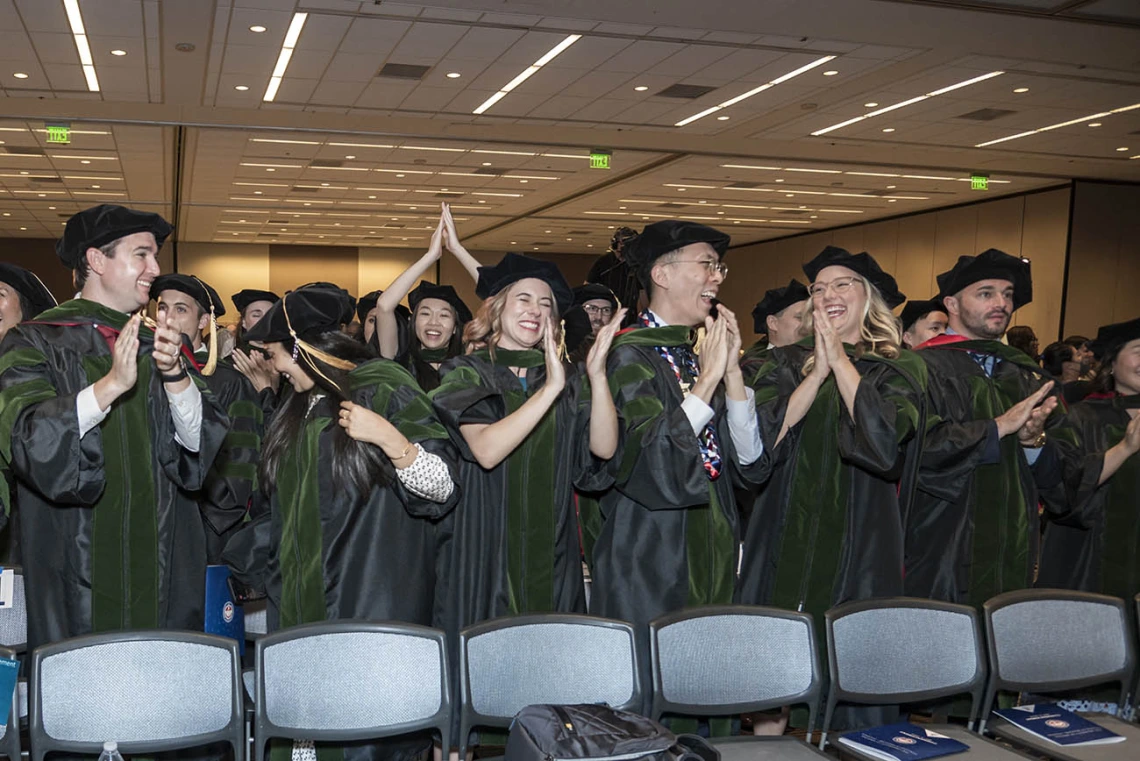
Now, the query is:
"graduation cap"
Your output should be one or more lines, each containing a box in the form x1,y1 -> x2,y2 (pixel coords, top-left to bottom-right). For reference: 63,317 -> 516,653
935,248 -> 1032,309
803,246 -> 906,309
151,273 -> 226,376
56,204 -> 172,269
625,220 -> 730,289
475,253 -> 573,314
245,283 -> 359,388
0,263 -> 57,319
1089,317 -> 1140,360
751,279 -> 810,334
899,298 -> 948,332
572,283 -> 620,311
355,289 -> 410,324
232,289 -> 280,315
408,281 -> 473,324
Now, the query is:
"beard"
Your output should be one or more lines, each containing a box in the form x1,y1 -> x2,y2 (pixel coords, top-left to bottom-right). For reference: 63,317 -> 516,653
961,306 -> 1011,340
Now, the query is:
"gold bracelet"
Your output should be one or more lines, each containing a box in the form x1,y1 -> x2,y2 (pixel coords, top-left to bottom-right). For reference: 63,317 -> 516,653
394,441 -> 415,461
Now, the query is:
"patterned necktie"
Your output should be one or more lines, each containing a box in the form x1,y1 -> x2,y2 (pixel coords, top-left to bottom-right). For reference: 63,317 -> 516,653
641,311 -> 722,480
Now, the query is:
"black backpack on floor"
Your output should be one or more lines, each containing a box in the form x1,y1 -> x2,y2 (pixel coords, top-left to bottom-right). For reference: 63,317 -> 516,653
505,704 -> 719,761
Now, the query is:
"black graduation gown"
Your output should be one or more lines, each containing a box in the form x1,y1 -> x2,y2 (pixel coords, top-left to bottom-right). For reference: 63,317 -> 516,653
194,348 -> 263,564
224,359 -> 458,631
430,348 -> 604,632
1037,394 -> 1140,598
0,299 -> 228,653
738,341 -> 924,615
907,336 -> 1065,606
589,326 -> 770,632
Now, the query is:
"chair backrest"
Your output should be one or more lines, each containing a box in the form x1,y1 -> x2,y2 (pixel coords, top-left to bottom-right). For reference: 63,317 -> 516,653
253,621 -> 450,761
0,644 -> 19,760
459,615 -> 640,757
823,598 -> 986,747
650,605 -> 821,734
28,631 -> 244,761
0,568 -> 26,652
981,590 -> 1136,728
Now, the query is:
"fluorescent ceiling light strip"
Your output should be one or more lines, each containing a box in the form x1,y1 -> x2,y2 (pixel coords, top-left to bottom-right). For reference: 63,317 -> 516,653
251,138 -> 321,145
902,174 -> 956,180
664,183 -> 717,189
264,13 -> 307,102
676,55 -> 836,127
845,172 -> 899,177
473,35 -> 582,115
72,191 -> 122,196
819,209 -> 865,213
376,169 -> 432,175
473,149 -> 537,156
329,142 -> 395,149
883,195 -> 929,200
503,174 -> 558,180
973,103 -> 1140,147
812,71 -> 1004,136
541,153 -> 591,159
399,145 -> 465,152
284,199 -> 333,204
783,168 -> 842,174
63,175 -> 121,181
241,162 -> 302,168
722,164 -> 782,170
63,0 -> 99,91
51,155 -> 116,160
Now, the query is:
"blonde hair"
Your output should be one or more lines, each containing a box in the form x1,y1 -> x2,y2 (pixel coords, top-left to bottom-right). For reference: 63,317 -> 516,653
462,283 -> 562,359
801,274 -> 902,376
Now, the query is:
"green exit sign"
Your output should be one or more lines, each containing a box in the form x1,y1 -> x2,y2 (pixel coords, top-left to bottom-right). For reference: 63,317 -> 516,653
590,150 -> 611,170
46,125 -> 71,144
970,174 -> 989,191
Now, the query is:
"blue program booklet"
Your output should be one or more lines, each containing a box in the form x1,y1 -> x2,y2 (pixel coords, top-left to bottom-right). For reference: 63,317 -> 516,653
993,704 -> 1124,746
838,723 -> 969,760
204,564 -> 246,656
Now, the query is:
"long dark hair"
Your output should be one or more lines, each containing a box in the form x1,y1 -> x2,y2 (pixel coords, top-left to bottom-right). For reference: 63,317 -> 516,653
1090,343 -> 1125,395
407,330 -> 463,391
259,331 -> 393,497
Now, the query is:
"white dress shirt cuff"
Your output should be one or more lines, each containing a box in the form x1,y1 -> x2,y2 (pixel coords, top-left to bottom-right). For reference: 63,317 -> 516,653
166,380 -> 203,452
76,384 -> 110,438
726,387 -> 764,465
681,394 -> 715,436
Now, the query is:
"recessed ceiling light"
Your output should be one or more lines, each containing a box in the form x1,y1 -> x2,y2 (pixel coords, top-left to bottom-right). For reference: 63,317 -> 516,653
266,168 -> 275,172
345,155 -> 355,159
511,241 -> 517,245
1013,87 -> 1029,93
544,230 -> 552,233
1088,123 -> 1102,128
864,102 -> 878,107
111,49 -> 126,56
976,101 -> 1140,147
249,25 -> 267,33
80,160 -> 91,164
774,178 -> 784,183
1116,146 -> 1129,151
321,182 -> 329,186
882,127 -> 895,133
823,70 -> 838,76
717,115 -> 730,121
254,191 -> 262,195
13,72 -> 28,79
482,162 -> 492,166
634,85 -> 648,92
396,173 -> 405,178
235,85 -> 249,91
887,185 -> 896,189
369,195 -> 376,199
19,227 -> 26,231
519,179 -> 528,183
91,185 -> 100,189
888,199 -> 897,203
446,72 -> 461,79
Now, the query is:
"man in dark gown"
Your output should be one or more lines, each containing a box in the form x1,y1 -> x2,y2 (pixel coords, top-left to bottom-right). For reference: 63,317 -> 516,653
589,221 -> 768,719
906,249 -> 1064,606
153,274 -> 263,563
0,204 -> 227,652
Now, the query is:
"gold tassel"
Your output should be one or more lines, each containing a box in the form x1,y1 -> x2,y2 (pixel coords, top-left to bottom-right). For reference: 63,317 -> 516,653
558,318 -> 567,361
283,294 -> 356,393
692,325 -> 707,355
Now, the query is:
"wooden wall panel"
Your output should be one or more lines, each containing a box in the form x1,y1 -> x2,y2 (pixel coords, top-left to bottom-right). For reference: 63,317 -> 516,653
894,214 -> 939,300
0,237 -> 74,308
1015,188 -> 1070,339
1064,182 -> 1140,338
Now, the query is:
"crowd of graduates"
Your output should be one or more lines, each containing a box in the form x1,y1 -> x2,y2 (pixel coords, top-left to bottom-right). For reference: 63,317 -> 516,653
0,201 -> 1137,752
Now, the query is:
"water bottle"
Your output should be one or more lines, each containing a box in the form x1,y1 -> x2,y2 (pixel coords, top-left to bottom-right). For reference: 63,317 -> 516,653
98,741 -> 125,761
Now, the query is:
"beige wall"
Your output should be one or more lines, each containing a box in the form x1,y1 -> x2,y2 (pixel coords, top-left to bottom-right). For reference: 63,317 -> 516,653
1063,182 -> 1140,339
177,241 -> 271,318
718,186 -> 1072,347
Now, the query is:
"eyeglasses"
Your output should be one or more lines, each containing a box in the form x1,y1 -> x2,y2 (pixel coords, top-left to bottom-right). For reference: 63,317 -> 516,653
666,259 -> 729,277
582,305 -> 614,317
809,276 -> 863,298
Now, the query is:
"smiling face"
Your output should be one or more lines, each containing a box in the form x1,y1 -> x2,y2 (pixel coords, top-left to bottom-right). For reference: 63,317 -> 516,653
156,289 -> 209,350
1112,338 -> 1140,396
264,340 -> 314,392
945,278 -> 1014,341
241,300 -> 275,332
810,265 -> 868,344
414,297 -> 458,350
496,278 -> 554,351
0,280 -> 25,343
88,232 -> 161,313
649,242 -> 725,328
581,298 -> 613,334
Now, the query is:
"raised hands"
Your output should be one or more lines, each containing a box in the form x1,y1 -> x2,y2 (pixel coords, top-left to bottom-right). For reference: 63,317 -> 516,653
106,313 -> 141,395
994,381 -> 1056,439
152,312 -> 185,376
586,308 -> 628,381
810,308 -> 833,380
542,317 -> 566,394
232,347 -> 280,393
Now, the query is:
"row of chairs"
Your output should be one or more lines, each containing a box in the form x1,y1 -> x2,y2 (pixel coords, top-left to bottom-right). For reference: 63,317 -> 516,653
2,587 -> 1139,761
